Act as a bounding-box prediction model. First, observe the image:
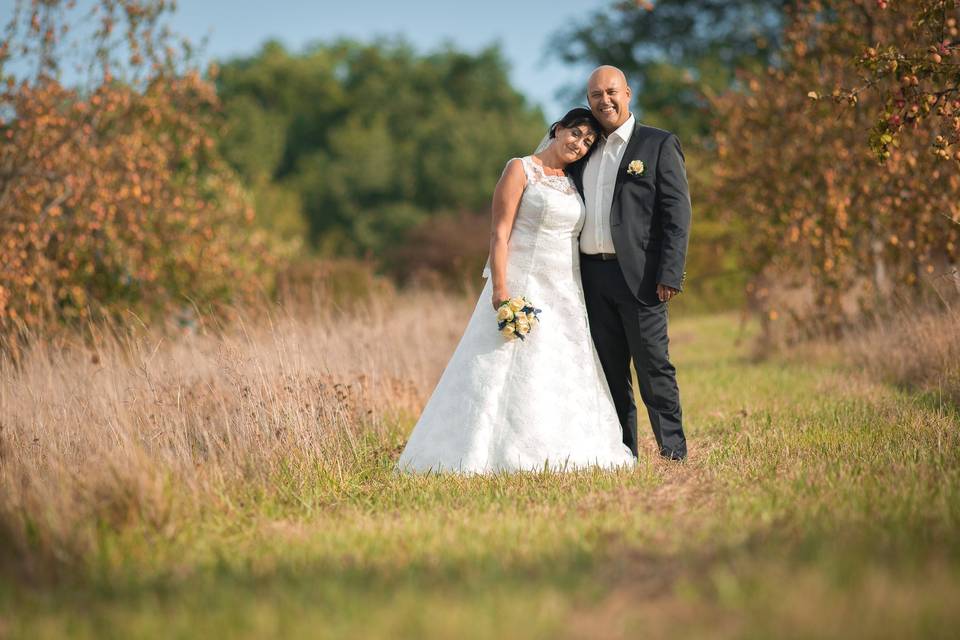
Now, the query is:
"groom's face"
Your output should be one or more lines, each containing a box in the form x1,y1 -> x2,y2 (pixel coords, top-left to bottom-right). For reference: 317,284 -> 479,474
587,70 -> 632,134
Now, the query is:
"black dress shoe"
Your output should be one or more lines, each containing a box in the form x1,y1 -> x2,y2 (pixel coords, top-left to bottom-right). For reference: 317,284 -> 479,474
659,447 -> 686,461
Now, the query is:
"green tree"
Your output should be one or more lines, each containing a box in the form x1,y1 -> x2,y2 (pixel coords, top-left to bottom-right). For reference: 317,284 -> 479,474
550,0 -> 791,140
216,40 -> 546,257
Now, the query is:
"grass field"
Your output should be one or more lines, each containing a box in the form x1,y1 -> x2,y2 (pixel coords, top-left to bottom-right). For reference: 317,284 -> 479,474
2,298 -> 958,639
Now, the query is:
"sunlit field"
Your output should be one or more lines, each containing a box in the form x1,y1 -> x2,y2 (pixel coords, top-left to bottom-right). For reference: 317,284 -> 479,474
2,291 -> 958,639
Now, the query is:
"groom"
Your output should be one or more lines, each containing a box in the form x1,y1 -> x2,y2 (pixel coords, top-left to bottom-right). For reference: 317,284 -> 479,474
569,65 -> 691,461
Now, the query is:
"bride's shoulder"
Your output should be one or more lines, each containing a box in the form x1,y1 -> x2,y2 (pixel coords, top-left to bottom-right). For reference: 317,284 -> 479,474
504,155 -> 531,169
500,157 -> 530,184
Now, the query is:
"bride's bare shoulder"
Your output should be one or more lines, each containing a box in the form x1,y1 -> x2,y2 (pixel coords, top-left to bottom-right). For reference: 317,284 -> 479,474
499,157 -> 528,185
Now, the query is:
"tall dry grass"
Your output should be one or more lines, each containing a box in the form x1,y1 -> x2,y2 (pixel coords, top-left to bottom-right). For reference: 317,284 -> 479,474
838,307 -> 960,407
0,288 -> 473,580
751,267 -> 960,407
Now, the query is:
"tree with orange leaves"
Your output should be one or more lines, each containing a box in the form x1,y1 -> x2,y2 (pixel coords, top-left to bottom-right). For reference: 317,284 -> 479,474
0,1 -> 277,347
841,0 -> 960,162
709,0 -> 959,333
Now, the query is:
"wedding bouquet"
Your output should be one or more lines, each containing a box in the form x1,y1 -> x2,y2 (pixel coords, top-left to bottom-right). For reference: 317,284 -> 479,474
496,296 -> 542,341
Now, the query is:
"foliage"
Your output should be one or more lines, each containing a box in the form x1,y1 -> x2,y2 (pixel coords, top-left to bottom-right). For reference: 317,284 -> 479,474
709,0 -> 960,331
840,0 -> 960,162
215,40 -> 546,257
382,211 -> 490,289
273,256 -> 394,311
0,0 -> 279,346
549,0 -> 791,140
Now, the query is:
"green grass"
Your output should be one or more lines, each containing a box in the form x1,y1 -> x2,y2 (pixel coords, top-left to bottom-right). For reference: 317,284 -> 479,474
3,313 -> 959,639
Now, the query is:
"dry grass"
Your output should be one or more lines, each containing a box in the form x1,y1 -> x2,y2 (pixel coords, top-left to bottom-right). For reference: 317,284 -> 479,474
837,307 -> 960,407
786,304 -> 960,407
1,290 -> 959,639
0,289 -> 470,579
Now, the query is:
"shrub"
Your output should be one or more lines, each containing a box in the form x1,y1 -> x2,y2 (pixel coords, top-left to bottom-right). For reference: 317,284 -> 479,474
0,0 -> 280,352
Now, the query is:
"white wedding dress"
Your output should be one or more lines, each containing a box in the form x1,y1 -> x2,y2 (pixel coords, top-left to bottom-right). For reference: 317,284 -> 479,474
397,156 -> 635,474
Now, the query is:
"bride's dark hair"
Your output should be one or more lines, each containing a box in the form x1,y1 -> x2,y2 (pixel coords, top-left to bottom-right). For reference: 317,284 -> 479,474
548,107 -> 602,159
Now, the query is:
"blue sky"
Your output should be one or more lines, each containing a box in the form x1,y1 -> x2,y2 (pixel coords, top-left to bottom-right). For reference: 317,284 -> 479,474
1,0 -> 615,118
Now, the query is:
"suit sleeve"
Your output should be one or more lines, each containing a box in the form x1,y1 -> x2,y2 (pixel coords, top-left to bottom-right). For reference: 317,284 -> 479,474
655,134 -> 692,291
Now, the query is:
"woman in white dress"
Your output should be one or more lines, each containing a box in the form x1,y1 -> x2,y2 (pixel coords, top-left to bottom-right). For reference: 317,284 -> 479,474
397,108 -> 635,474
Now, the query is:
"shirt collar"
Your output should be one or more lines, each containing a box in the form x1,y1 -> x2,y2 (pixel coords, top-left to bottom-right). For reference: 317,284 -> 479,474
607,113 -> 635,145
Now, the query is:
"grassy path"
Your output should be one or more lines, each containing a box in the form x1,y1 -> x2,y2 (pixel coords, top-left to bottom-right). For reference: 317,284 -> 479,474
3,313 -> 959,639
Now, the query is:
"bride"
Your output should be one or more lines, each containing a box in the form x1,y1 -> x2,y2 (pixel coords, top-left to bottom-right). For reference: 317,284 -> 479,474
397,108 -> 636,474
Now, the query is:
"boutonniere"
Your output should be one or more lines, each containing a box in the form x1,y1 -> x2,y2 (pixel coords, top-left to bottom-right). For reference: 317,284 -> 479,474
626,160 -> 645,176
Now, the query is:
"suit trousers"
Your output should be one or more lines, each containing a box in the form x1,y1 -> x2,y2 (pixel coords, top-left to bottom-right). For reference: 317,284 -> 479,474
580,256 -> 687,459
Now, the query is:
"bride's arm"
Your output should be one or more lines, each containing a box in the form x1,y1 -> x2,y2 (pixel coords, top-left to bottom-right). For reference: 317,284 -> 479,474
489,159 -> 527,310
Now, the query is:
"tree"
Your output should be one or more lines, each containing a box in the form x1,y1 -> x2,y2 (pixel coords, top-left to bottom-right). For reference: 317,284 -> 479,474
839,0 -> 960,163
215,40 -> 547,258
709,0 -> 960,332
0,0 -> 277,345
549,0 -> 792,140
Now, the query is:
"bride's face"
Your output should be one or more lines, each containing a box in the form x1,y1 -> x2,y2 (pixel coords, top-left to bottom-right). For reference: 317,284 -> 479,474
553,124 -> 597,163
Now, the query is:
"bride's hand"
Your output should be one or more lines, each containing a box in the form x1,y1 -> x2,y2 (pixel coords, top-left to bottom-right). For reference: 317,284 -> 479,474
492,288 -> 509,310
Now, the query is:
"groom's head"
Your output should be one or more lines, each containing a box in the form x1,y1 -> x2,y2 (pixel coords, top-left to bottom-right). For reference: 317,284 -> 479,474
587,66 -> 632,135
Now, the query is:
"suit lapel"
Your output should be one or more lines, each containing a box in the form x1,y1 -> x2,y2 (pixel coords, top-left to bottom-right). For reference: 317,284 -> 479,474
611,120 -> 645,208
615,120 -> 644,184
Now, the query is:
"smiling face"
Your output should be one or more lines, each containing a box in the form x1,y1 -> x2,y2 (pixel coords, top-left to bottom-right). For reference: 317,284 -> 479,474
552,123 -> 597,163
587,66 -> 632,134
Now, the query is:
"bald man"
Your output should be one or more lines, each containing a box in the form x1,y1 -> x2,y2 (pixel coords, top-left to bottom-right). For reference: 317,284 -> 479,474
568,65 -> 690,461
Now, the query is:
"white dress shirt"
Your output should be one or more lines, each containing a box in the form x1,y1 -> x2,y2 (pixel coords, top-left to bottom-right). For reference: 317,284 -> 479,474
580,114 -> 635,255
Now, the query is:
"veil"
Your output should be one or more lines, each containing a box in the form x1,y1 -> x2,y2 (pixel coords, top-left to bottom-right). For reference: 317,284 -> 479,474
533,130 -> 552,154
481,130 -> 553,279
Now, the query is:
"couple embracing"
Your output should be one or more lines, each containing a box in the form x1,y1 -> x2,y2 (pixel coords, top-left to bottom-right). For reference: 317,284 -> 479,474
398,66 -> 691,474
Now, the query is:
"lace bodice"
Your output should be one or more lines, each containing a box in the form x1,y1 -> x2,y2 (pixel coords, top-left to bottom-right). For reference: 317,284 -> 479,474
500,156 -> 586,291
524,156 -> 578,196
481,156 -> 584,280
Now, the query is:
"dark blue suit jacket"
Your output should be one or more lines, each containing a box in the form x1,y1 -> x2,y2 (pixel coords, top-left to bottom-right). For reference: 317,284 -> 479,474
569,121 -> 692,304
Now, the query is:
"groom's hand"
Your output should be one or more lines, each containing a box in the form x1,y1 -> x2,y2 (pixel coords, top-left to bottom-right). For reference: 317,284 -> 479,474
657,284 -> 679,303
